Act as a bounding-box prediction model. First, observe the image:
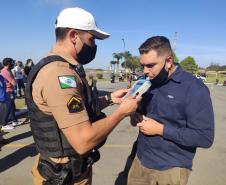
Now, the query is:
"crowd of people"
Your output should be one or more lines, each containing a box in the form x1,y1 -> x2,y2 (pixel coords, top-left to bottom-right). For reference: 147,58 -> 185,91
0,58 -> 34,143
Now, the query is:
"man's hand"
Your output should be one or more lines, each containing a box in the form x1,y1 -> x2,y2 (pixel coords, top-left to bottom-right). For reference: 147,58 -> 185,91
137,116 -> 164,136
118,95 -> 141,116
130,112 -> 143,126
111,88 -> 130,104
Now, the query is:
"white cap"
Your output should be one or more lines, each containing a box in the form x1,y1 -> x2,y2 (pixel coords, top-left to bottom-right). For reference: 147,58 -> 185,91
55,7 -> 110,40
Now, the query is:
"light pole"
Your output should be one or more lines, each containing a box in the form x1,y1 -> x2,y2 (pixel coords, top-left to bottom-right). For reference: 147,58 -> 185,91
122,38 -> 125,51
173,32 -> 177,53
122,38 -> 127,78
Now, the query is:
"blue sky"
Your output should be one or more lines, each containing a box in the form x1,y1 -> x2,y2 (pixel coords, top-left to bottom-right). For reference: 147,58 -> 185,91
0,0 -> 226,69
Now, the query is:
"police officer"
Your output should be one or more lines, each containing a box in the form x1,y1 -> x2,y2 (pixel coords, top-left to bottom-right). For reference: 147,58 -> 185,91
25,7 -> 140,185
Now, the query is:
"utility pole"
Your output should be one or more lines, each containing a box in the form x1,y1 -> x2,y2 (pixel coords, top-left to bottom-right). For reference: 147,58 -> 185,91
173,32 -> 177,53
122,38 -> 127,79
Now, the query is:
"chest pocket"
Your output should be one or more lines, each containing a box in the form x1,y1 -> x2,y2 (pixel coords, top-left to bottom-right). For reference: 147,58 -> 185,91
156,90 -> 185,121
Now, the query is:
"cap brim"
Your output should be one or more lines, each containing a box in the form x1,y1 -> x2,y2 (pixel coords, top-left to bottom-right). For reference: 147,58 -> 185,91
89,29 -> 110,40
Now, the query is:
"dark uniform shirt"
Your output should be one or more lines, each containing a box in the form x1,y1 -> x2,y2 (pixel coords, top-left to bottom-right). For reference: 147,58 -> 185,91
137,65 -> 214,170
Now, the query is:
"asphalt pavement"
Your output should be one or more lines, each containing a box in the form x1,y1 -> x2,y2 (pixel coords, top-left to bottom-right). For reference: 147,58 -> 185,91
0,81 -> 225,185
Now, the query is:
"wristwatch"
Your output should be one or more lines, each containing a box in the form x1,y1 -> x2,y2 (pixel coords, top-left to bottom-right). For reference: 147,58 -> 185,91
105,92 -> 114,105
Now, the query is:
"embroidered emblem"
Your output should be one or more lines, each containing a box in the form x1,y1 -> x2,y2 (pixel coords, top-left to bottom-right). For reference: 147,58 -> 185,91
58,76 -> 76,89
67,96 -> 83,113
168,95 -> 174,99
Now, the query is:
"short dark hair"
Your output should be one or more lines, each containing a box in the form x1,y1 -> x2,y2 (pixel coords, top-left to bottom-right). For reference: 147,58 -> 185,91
55,27 -> 71,41
26,58 -> 32,63
139,36 -> 172,57
17,61 -> 23,66
2,57 -> 14,66
55,27 -> 86,41
26,58 -> 34,66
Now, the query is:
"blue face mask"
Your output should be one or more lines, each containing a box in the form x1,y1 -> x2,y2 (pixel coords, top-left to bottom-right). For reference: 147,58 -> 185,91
77,42 -> 97,65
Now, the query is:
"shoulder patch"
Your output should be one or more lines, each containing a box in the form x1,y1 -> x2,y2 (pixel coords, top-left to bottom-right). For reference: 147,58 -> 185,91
67,96 -> 84,113
58,76 -> 77,89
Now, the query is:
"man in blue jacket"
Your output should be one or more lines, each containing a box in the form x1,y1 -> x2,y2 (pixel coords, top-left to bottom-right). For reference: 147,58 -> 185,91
127,36 -> 214,185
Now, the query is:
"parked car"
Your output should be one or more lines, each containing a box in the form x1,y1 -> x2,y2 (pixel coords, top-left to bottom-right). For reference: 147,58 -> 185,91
194,74 -> 206,82
223,80 -> 226,86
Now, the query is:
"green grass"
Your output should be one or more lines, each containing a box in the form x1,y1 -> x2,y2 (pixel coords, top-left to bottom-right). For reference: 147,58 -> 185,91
206,76 -> 226,84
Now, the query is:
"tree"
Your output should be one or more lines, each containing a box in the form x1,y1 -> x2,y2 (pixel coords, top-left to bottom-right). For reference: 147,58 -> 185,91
120,51 -> 140,71
221,65 -> 226,71
110,60 -> 117,72
130,56 -> 140,70
180,56 -> 198,73
112,52 -> 123,72
123,51 -> 133,60
206,62 -> 221,71
111,51 -> 141,72
120,51 -> 131,69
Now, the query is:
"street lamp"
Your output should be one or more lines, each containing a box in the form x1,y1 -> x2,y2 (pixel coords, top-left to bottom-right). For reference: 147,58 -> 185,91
122,38 -> 125,51
122,38 -> 127,78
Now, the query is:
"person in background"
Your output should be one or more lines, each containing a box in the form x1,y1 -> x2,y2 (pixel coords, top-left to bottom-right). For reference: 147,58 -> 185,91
0,63 -> 8,146
23,59 -> 34,119
128,72 -> 133,88
1,58 -> 23,130
12,61 -> 25,97
127,36 -> 214,185
24,58 -> 34,78
119,71 -> 124,82
110,72 -> 115,83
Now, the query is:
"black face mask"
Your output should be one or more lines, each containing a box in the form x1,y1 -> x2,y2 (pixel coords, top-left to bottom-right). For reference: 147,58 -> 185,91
77,42 -> 97,65
151,63 -> 169,87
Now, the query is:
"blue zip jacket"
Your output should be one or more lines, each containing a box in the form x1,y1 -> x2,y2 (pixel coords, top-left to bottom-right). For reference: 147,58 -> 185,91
0,75 -> 6,102
137,65 -> 214,170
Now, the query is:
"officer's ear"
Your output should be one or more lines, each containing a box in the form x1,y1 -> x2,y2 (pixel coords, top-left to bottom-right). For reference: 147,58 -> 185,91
69,29 -> 79,44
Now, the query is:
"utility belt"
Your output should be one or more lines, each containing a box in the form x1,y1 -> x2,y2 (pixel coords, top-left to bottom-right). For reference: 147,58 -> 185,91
37,149 -> 100,185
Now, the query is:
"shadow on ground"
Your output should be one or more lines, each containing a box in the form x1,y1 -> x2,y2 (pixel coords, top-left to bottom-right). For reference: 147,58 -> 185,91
0,143 -> 37,173
114,154 -> 133,185
8,131 -> 32,143
114,141 -> 138,185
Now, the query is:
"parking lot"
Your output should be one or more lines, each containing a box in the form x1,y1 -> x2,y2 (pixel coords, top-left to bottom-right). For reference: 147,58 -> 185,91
0,81 -> 226,185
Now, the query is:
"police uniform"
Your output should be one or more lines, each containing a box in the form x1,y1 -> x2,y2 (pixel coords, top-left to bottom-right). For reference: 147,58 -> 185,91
26,50 -> 103,185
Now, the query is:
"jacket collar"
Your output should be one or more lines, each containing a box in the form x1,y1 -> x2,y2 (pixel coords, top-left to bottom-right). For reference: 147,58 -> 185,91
169,63 -> 183,83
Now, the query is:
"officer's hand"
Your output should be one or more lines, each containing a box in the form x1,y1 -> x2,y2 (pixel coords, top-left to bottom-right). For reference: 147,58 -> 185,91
111,88 -> 130,104
137,116 -> 164,136
118,95 -> 141,116
130,112 -> 143,126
